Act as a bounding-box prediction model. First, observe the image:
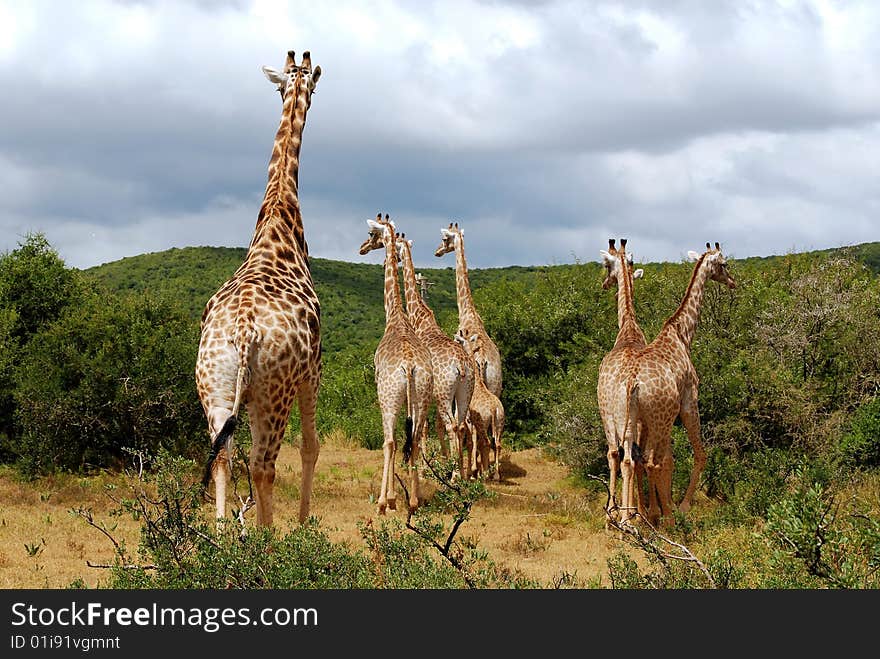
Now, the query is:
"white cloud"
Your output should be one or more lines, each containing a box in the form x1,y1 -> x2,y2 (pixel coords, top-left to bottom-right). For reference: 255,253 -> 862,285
1,0 -> 879,270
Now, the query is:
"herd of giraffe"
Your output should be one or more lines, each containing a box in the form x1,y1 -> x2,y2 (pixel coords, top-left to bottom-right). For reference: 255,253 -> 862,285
194,49 -> 735,534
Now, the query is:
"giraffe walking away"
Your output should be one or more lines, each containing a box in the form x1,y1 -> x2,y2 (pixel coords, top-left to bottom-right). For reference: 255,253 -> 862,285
596,238 -> 646,526
627,242 -> 736,527
360,214 -> 433,514
434,222 -> 503,400
455,330 -> 505,481
196,50 -> 322,527
396,232 -> 475,479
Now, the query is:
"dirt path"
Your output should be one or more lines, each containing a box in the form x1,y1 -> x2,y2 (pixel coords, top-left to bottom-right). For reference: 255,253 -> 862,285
0,436 -> 638,588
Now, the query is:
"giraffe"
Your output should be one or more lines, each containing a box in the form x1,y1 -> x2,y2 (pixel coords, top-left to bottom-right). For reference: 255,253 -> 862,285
596,238 -> 646,526
359,214 -> 434,514
626,242 -> 736,527
195,50 -> 322,527
455,330 -> 505,480
396,232 -> 475,479
434,222 -> 502,400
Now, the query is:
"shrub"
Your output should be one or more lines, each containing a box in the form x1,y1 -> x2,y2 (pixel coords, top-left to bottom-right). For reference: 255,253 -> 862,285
762,467 -> 880,588
12,291 -> 203,476
0,233 -> 83,452
86,451 -> 538,589
837,397 -> 880,469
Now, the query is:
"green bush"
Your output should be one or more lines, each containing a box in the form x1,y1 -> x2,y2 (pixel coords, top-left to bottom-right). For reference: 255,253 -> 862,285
11,291 -> 203,476
309,347 -> 383,449
838,397 -> 880,469
0,233 -> 83,450
762,467 -> 880,588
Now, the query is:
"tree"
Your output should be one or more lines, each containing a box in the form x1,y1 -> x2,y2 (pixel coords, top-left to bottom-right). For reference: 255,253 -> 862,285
0,233 -> 82,448
11,290 -> 203,475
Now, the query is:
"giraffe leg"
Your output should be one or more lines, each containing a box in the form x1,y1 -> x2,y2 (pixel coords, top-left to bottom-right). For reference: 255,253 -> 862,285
644,465 -> 662,528
678,386 -> 706,514
491,414 -> 503,481
605,444 -> 621,527
634,462 -> 648,520
656,452 -> 676,528
469,421 -> 481,478
619,439 -> 637,524
641,439 -> 663,528
248,443 -> 275,528
408,409 -> 427,513
437,400 -> 464,481
297,378 -> 321,524
634,422 -> 647,519
478,425 -> 491,478
247,409 -> 284,527
601,414 -> 621,528
435,410 -> 450,458
377,410 -> 397,515
206,406 -> 234,521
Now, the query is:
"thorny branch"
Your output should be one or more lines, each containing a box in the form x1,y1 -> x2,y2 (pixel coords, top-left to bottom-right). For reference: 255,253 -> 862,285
588,474 -> 716,588
72,506 -> 157,571
394,451 -> 477,588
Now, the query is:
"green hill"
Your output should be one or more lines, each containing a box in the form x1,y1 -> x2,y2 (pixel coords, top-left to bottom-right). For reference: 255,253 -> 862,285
83,246 -> 545,354
83,241 -> 880,356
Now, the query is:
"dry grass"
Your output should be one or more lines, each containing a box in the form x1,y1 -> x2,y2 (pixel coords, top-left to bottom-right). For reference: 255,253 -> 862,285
0,433 -> 644,589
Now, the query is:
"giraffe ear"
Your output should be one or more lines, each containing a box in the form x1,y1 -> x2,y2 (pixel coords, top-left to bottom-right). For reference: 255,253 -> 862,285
687,251 -> 700,261
441,228 -> 453,238
454,333 -> 467,346
367,219 -> 383,231
262,65 -> 287,85
407,240 -> 413,248
600,250 -> 613,264
633,268 -> 644,279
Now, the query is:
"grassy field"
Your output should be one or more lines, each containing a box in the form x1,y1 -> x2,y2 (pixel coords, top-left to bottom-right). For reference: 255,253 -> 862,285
0,433 -> 653,589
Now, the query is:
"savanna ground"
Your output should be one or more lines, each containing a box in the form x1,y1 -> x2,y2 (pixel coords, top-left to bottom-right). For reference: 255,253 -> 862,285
0,432 -> 654,589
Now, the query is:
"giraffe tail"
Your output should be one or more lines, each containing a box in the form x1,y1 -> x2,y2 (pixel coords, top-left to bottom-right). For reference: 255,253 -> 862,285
402,365 -> 416,464
201,416 -> 237,490
201,312 -> 255,491
622,380 -> 642,464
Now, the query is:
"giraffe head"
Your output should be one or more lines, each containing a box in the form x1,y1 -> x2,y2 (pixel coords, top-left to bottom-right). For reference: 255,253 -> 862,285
687,242 -> 737,289
359,213 -> 396,255
395,232 -> 414,262
454,329 -> 480,356
262,50 -> 322,107
599,238 -> 644,290
434,222 -> 461,257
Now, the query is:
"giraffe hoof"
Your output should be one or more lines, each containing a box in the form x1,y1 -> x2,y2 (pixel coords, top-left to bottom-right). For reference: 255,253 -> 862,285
378,503 -> 387,515
387,499 -> 397,511
679,501 -> 691,513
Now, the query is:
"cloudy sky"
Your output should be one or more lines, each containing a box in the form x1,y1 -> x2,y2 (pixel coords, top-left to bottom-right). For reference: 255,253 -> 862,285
1,0 -> 878,270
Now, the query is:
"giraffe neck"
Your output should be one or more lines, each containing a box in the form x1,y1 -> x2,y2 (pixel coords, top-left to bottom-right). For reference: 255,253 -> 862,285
251,76 -> 311,255
382,234 -> 406,326
613,254 -> 645,347
399,243 -> 438,332
454,234 -> 482,329
666,255 -> 710,350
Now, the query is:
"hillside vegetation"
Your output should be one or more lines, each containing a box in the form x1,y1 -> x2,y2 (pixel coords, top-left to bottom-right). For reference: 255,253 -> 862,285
1,234 -> 879,588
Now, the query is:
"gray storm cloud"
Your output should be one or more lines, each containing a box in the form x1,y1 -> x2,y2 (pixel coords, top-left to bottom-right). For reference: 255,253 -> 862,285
1,0 -> 878,270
